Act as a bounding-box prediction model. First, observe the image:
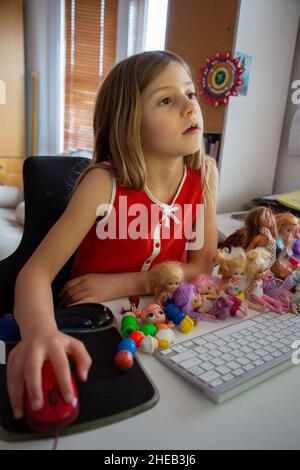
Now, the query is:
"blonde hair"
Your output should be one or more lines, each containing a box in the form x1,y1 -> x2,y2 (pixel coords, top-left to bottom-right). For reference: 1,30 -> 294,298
275,213 -> 299,234
246,248 -> 270,277
145,261 -> 184,298
215,247 -> 247,278
76,50 -> 214,201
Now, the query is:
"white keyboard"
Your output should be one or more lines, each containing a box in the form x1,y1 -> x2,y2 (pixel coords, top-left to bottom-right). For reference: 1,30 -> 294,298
155,312 -> 300,403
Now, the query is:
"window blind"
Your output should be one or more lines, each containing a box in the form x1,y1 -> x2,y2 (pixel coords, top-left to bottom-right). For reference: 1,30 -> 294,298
64,0 -> 118,152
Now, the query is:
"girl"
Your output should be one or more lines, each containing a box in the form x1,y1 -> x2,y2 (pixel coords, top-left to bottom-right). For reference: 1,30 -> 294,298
8,51 -> 218,420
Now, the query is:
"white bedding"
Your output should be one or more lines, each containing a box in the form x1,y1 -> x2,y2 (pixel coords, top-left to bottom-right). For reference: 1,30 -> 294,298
0,207 -> 23,260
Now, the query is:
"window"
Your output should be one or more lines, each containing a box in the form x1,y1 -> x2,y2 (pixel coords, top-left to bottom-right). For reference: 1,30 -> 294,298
64,0 -> 118,152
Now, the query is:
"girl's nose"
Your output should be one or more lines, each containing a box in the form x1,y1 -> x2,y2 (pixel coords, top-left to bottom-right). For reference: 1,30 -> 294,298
182,96 -> 197,116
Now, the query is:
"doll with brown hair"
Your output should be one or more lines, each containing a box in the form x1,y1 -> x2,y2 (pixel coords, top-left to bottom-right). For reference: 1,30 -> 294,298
244,248 -> 288,313
271,212 -> 300,279
214,247 -> 249,316
145,261 -> 194,333
220,207 -> 277,261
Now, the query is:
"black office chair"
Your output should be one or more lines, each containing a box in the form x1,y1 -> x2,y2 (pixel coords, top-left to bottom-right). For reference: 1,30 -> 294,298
0,156 -> 90,316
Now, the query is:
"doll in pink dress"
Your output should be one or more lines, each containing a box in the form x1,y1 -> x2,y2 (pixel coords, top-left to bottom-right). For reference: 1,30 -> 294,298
245,248 -> 289,313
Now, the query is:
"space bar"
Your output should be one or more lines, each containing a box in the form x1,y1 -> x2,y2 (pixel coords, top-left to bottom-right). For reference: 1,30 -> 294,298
214,320 -> 257,338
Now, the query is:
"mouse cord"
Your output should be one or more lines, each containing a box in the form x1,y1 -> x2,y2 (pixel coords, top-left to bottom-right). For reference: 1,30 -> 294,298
52,430 -> 59,451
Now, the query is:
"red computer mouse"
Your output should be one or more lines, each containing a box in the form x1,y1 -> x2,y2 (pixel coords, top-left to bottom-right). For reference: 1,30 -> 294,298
24,361 -> 79,433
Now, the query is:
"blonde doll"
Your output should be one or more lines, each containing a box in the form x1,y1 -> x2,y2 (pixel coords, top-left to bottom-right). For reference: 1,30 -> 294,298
214,247 -> 248,316
145,261 -> 184,307
245,248 -> 288,313
8,50 -> 218,419
145,261 -> 194,332
272,212 -> 300,279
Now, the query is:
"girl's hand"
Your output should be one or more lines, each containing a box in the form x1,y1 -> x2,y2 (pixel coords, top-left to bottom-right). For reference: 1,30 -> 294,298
7,328 -> 92,420
59,274 -> 109,306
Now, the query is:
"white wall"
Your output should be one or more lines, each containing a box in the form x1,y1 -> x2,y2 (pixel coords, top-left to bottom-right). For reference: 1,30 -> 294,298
218,0 -> 300,213
273,23 -> 300,194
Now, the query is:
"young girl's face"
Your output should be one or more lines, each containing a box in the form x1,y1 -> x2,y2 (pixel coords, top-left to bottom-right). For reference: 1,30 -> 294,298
141,62 -> 203,161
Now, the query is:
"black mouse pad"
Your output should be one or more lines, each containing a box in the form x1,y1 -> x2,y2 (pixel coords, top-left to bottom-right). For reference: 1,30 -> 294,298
0,327 -> 159,441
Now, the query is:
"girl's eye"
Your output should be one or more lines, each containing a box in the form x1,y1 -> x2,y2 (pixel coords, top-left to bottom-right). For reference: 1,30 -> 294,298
188,92 -> 197,100
159,97 -> 173,106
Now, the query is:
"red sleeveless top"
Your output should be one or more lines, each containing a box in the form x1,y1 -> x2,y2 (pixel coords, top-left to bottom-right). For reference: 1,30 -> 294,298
70,166 -> 203,277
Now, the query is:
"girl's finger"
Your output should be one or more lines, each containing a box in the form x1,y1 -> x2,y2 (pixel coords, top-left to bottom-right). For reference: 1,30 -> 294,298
7,352 -> 25,419
59,277 -> 83,298
48,345 -> 75,404
24,353 -> 46,412
67,339 -> 92,382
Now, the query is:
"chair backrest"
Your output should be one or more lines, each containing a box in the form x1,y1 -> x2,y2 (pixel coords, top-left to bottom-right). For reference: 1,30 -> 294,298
0,156 -> 90,315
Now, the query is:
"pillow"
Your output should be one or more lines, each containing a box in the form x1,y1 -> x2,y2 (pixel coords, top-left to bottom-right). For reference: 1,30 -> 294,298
0,185 -> 23,208
15,201 -> 25,226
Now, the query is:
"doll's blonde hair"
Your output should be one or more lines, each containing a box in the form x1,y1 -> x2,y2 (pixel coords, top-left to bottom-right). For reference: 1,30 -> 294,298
145,261 -> 185,298
214,247 -> 247,278
275,213 -> 299,234
246,248 -> 271,277
76,50 -> 215,203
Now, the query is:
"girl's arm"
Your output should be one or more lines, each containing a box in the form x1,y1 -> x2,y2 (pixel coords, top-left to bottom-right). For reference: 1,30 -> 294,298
8,168 -> 112,419
185,160 -> 218,280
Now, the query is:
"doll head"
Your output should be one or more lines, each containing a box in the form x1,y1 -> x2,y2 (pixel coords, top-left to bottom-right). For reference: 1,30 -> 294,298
244,207 -> 277,247
195,274 -> 222,296
275,213 -> 299,239
145,261 -> 185,298
136,304 -> 166,325
173,282 -> 202,315
246,248 -> 270,280
214,247 -> 247,281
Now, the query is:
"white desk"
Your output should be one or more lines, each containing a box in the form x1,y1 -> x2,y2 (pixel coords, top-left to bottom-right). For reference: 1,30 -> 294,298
1,295 -> 300,450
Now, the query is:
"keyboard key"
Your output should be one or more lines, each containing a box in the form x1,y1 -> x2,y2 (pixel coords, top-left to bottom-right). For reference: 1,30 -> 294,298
201,362 -> 215,372
194,346 -> 208,354
210,379 -> 224,387
198,353 -> 213,362
170,351 -> 198,363
216,366 -> 231,375
209,349 -> 223,358
172,345 -> 187,353
233,368 -> 244,377
198,370 -> 220,383
236,357 -> 250,366
189,366 -> 205,376
227,361 -> 241,371
223,373 -> 234,382
254,359 -> 265,366
181,341 -> 194,348
244,364 -> 255,371
180,357 -> 203,369
159,348 -> 173,355
211,358 -> 225,367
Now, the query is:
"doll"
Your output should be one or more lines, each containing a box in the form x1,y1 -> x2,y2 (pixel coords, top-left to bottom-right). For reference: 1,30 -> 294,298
145,261 -> 184,307
272,213 -> 300,279
243,207 -> 277,268
214,247 -> 249,316
145,261 -> 194,333
220,207 -> 277,269
245,248 -> 288,313
193,275 -> 234,319
135,304 -> 174,330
